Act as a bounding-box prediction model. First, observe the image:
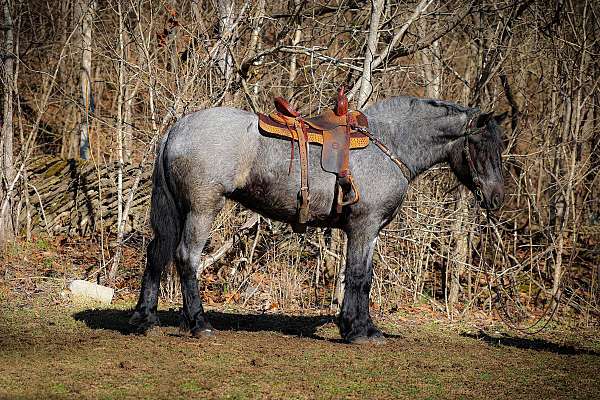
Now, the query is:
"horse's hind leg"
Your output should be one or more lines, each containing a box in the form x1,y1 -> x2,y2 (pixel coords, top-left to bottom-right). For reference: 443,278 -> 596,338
176,198 -> 224,337
130,187 -> 180,332
130,237 -> 172,331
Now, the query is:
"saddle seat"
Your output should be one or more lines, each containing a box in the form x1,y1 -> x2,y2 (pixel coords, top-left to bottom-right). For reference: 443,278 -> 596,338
257,88 -> 370,231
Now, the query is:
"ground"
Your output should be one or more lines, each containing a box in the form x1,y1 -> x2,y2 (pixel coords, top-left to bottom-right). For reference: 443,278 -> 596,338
1,295 -> 599,400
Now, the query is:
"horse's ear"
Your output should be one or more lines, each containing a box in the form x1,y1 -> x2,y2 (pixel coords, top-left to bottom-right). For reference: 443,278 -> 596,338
494,111 -> 509,124
475,112 -> 493,127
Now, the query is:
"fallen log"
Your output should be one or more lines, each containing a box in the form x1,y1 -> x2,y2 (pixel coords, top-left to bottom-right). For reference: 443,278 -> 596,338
18,155 -> 153,236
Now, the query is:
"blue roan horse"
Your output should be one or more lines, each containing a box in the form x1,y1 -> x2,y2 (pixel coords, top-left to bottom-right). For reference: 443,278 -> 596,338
130,96 -> 507,343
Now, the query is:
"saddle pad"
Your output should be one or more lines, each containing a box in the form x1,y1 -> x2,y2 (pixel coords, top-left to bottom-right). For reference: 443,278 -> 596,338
257,111 -> 369,149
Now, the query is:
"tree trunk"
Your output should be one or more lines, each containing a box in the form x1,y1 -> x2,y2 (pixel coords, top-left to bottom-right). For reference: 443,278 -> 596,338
287,0 -> 302,99
448,188 -> 469,311
216,0 -> 235,104
0,0 -> 15,248
109,1 -> 126,282
77,0 -> 95,160
421,41 -> 441,98
356,0 -> 384,109
122,9 -> 135,163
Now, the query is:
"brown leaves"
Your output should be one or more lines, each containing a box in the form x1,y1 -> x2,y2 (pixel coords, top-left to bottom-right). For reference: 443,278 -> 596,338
157,5 -> 180,48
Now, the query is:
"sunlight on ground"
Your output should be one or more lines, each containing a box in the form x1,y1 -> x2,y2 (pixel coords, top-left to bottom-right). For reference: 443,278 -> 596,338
1,298 -> 598,399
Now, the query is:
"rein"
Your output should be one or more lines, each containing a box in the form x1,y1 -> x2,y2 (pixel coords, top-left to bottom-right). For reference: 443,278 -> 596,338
480,210 -> 561,335
463,137 -> 483,201
461,115 -> 559,334
352,125 -> 413,181
357,113 -> 559,334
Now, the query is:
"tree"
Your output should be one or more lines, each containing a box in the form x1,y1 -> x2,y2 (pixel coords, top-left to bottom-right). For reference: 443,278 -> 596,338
355,0 -> 384,109
0,0 -> 15,248
76,0 -> 95,160
215,0 -> 235,104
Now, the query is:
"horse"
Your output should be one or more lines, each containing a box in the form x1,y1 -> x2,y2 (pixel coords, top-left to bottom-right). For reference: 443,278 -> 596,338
129,95 -> 507,344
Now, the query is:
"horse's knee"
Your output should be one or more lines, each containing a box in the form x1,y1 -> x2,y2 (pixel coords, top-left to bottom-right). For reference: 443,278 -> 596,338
146,235 -> 175,273
145,239 -> 161,271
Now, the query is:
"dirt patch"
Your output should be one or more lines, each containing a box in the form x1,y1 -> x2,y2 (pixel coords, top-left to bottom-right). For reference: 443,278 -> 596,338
1,299 -> 599,400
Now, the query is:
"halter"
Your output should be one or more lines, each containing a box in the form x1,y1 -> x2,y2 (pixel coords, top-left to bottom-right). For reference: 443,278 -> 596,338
462,114 -> 487,201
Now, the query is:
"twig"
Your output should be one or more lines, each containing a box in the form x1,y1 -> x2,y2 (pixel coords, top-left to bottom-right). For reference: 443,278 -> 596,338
196,214 -> 259,279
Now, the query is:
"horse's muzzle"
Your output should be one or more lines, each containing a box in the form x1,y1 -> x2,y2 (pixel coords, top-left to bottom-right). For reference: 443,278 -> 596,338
482,187 -> 504,210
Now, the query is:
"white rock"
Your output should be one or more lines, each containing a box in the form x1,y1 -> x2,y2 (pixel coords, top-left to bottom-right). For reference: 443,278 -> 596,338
69,280 -> 114,304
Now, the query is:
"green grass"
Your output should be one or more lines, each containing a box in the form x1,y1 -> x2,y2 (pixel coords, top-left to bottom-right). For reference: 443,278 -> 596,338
0,299 -> 598,399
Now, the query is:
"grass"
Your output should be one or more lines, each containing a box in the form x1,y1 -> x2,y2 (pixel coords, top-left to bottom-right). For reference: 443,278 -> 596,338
0,297 -> 599,400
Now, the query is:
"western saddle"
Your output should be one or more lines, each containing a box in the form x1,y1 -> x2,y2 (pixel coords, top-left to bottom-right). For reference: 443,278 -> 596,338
258,87 -> 370,231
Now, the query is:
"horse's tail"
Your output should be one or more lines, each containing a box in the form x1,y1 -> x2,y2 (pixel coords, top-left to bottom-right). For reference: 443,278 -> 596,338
130,131 -> 181,325
149,130 -> 181,265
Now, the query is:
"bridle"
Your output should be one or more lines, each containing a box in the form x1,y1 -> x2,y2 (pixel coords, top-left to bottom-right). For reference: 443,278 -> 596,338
462,114 -> 487,203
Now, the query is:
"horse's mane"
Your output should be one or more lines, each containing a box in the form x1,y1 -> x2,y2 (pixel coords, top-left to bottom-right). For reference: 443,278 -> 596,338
365,96 -> 505,154
365,96 -> 476,122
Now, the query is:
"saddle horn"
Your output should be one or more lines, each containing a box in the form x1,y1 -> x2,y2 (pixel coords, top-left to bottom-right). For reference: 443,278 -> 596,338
335,86 -> 348,116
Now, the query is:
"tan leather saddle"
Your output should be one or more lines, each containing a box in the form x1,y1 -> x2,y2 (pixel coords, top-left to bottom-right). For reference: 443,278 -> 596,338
257,87 -> 369,231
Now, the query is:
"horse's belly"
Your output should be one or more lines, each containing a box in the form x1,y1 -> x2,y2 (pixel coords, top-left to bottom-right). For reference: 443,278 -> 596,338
228,169 -> 337,225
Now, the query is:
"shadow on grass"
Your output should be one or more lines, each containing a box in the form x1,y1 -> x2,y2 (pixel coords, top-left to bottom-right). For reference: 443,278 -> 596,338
72,309 -> 405,343
72,308 -> 336,340
461,331 -> 600,356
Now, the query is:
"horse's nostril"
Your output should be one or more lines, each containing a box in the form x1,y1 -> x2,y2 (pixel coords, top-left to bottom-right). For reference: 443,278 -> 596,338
491,192 -> 501,209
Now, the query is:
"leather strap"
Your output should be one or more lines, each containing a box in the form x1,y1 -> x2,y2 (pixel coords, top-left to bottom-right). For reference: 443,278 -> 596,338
260,110 -> 373,226
352,125 -> 413,181
463,137 -> 482,199
335,114 -> 359,213
295,119 -> 310,224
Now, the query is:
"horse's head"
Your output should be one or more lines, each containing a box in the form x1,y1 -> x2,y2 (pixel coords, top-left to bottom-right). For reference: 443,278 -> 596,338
450,112 -> 508,210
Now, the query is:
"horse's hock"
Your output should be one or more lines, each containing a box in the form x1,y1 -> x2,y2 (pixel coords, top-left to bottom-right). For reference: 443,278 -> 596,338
19,156 -> 152,236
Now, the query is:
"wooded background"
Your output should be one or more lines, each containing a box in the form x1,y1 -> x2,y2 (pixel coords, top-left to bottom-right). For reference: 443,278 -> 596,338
0,0 -> 598,324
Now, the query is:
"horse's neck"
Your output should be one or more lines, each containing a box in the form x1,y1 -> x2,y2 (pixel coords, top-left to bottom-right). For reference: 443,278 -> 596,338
369,111 -> 468,179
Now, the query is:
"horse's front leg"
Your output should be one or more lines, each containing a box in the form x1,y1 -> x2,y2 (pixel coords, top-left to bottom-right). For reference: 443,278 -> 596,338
338,225 -> 386,344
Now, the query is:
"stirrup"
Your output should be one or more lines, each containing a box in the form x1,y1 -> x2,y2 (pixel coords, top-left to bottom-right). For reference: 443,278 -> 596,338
336,175 -> 360,214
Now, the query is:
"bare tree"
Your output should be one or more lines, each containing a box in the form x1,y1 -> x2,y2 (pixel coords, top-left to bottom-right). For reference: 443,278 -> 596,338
0,0 -> 15,247
287,0 -> 302,99
215,0 -> 235,104
109,0 -> 126,281
355,0 -> 384,109
76,0 -> 96,160
5,0 -> 599,319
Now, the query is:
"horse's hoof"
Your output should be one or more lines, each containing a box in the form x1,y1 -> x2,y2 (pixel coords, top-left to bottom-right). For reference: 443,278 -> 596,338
369,334 -> 388,345
191,328 -> 216,338
128,311 -> 145,326
129,311 -> 159,334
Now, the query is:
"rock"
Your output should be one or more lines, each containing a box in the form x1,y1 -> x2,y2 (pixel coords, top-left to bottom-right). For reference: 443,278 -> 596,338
68,280 -> 114,304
